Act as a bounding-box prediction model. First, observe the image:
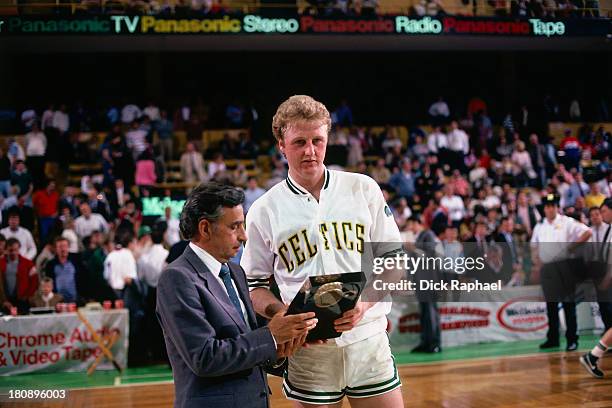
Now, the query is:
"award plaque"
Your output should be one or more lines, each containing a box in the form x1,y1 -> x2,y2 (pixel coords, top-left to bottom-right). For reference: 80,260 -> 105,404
286,272 -> 366,341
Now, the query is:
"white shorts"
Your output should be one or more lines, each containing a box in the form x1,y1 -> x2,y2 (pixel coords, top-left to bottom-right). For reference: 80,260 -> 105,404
282,332 -> 401,405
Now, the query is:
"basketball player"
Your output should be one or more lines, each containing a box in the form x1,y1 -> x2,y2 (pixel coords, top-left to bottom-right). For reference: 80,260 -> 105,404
581,328 -> 612,378
241,95 -> 404,407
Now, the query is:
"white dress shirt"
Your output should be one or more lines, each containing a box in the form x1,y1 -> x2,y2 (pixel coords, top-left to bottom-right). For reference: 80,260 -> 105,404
137,244 -> 169,287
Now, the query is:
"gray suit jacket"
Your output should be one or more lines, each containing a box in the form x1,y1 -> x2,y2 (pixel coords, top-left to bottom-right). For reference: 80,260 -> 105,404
156,245 -> 277,408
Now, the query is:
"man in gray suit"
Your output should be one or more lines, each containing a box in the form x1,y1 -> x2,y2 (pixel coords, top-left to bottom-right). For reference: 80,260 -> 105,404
156,182 -> 317,408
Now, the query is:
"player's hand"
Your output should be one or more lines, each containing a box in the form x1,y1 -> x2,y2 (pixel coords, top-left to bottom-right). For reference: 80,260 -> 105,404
334,301 -> 372,332
268,310 -> 317,344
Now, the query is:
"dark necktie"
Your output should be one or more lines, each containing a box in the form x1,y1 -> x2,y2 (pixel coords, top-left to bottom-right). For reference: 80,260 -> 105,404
219,264 -> 245,323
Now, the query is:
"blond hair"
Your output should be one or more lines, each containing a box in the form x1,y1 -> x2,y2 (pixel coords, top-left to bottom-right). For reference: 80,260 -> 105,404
271,95 -> 331,141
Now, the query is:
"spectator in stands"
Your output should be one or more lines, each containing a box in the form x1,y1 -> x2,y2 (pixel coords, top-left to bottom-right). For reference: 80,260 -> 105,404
515,191 -> 541,236
511,141 -> 536,188
86,186 -> 111,221
35,235 -> 55,273
156,110 -> 174,162
104,227 -> 138,299
29,277 -> 63,308
428,97 -> 450,125
24,122 -> 47,187
137,227 -> 168,359
220,133 -> 239,158
143,100 -> 161,123
121,102 -> 142,124
560,129 -> 582,170
185,116 -> 204,151
10,160 -> 33,206
585,182 -> 606,209
392,197 -> 412,231
237,132 -> 259,159
180,142 -> 207,186
389,159 -> 416,199
74,201 -> 109,240
449,169 -> 470,198
447,121 -> 470,172
441,184 -> 466,227
0,148 -> 11,199
117,199 -> 142,234
0,208 -> 37,260
370,158 -> 391,185
333,99 -> 353,126
225,101 -> 245,128
411,134 -> 429,163
427,125 -> 448,161
208,152 -> 226,180
58,184 -> 79,219
494,216 -> 521,284
442,225 -> 463,267
0,235 -> 6,259
41,104 -> 54,131
45,237 -> 89,305
157,206 -> 180,247
52,104 -> 70,137
32,178 -> 59,244
0,238 -> 38,314
126,119 -> 149,161
7,137 -> 25,165
135,149 -> 157,196
82,231 -> 115,302
243,176 -> 265,215
20,107 -> 37,132
494,130 -> 514,160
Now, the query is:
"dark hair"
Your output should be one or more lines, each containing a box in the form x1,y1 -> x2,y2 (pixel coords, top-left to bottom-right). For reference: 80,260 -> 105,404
0,234 -> 5,243
151,228 -> 164,244
115,228 -> 135,247
6,238 -> 20,247
179,182 -> 245,240
589,206 -> 602,216
601,198 -> 612,210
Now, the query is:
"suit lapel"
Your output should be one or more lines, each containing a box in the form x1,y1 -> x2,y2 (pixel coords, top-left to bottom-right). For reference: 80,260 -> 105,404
183,246 -> 248,332
228,262 -> 257,330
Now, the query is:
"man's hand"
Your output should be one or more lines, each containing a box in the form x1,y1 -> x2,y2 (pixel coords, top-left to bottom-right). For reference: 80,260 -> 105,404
333,301 -> 372,332
276,332 -> 309,358
2,301 -> 13,311
268,310 -> 317,344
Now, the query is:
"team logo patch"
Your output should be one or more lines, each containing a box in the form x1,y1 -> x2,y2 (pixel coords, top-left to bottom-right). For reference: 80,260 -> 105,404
384,205 -> 392,217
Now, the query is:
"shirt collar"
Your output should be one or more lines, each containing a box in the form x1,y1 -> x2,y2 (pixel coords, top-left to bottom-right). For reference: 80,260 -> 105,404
544,214 -> 559,225
286,167 -> 331,196
189,242 -> 222,277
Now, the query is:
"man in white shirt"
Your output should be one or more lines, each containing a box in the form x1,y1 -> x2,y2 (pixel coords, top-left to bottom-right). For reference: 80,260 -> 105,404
143,101 -> 161,122
427,125 -> 448,155
126,120 -> 149,160
446,120 -> 470,172
587,205 -> 612,331
0,210 -> 37,260
531,194 -> 591,351
242,95 -> 404,407
428,96 -> 450,124
74,202 -> 109,240
121,103 -> 142,124
159,206 -> 180,247
440,185 -> 466,227
52,104 -> 70,135
25,122 -> 47,184
104,228 -> 138,294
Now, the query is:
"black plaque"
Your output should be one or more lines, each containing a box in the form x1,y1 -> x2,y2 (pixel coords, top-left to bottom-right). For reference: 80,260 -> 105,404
286,272 -> 366,341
